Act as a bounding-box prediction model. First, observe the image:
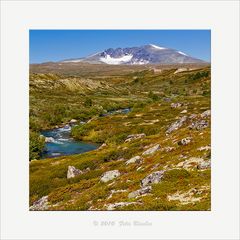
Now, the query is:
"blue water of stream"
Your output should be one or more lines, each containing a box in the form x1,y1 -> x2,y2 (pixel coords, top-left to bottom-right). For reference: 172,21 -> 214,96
41,108 -> 131,158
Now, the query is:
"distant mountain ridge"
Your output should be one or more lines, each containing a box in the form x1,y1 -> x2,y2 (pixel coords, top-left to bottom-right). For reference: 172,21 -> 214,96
61,44 -> 206,65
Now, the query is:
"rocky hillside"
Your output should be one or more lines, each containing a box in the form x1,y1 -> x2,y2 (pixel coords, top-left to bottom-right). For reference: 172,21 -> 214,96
30,65 -> 211,211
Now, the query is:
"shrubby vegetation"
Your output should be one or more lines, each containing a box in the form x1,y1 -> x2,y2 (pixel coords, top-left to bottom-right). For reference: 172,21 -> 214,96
30,65 -> 211,210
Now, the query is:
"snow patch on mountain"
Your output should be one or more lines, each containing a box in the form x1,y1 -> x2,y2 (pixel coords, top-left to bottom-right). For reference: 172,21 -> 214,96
178,51 -> 188,56
100,54 -> 133,65
150,44 -> 166,50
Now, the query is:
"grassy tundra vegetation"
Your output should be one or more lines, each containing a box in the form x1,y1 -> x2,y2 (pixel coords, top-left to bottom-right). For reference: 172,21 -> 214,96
29,63 -> 211,211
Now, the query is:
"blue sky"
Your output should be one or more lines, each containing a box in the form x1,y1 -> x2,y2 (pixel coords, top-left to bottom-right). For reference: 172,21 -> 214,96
29,30 -> 211,63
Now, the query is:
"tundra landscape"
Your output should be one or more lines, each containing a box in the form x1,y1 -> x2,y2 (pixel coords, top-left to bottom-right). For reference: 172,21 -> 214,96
29,43 -> 211,211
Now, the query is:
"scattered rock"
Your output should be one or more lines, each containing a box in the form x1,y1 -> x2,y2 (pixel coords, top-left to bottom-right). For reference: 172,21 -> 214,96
178,137 -> 192,146
171,102 -> 182,108
128,186 -> 152,199
162,146 -> 175,152
176,157 -> 206,170
197,160 -> 211,170
125,133 -> 146,142
45,137 -> 55,143
198,145 -> 211,151
180,109 -> 187,114
189,120 -> 209,130
30,196 -> 49,211
67,166 -> 83,179
189,114 -> 197,119
200,110 -> 211,118
69,119 -> 77,124
167,189 -> 202,205
142,144 -> 161,156
105,202 -> 140,210
141,170 -> 165,187
100,170 -> 120,183
166,116 -> 188,134
126,156 -> 143,165
98,143 -> 107,150
163,97 -> 171,102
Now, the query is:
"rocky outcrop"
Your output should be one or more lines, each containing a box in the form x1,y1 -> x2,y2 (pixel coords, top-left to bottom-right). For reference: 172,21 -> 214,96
142,144 -> 160,156
140,170 -> 165,187
67,166 -> 83,179
125,156 -> 143,165
178,137 -> 192,146
128,186 -> 152,199
30,196 -> 49,211
125,133 -> 146,143
105,201 -> 140,210
189,120 -> 209,130
166,116 -> 187,134
100,170 -> 120,183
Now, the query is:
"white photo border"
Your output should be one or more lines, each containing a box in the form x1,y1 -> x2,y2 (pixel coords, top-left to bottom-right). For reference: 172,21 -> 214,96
1,1 -> 239,239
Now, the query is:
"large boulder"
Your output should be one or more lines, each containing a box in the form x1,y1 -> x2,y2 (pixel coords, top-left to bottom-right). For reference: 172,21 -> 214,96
30,196 -> 49,211
140,170 -> 165,187
125,133 -> 146,143
142,144 -> 160,156
125,156 -> 143,165
67,166 -> 83,179
128,186 -> 152,199
166,116 -> 188,134
100,170 -> 120,183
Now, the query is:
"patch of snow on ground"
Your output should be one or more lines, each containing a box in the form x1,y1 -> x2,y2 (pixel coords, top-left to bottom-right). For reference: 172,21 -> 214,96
100,54 -> 133,65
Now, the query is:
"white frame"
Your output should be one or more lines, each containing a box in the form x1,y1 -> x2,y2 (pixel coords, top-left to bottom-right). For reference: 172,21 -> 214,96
1,1 -> 239,239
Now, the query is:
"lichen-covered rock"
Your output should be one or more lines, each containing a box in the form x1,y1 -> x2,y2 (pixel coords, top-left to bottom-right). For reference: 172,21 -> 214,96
67,166 -> 83,179
189,120 -> 209,130
30,196 -> 49,211
125,133 -> 146,142
178,137 -> 192,146
141,170 -> 165,187
125,156 -> 143,165
128,186 -> 152,199
142,144 -> 160,156
166,116 -> 187,134
100,170 -> 120,183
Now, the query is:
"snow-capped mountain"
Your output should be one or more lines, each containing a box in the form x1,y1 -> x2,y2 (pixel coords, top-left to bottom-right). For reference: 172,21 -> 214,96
61,44 -> 205,65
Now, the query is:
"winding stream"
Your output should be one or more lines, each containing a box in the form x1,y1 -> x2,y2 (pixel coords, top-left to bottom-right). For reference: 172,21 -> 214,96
41,108 -> 131,158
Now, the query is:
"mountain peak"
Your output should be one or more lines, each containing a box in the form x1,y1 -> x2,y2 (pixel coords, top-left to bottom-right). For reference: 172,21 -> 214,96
61,44 -> 205,65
